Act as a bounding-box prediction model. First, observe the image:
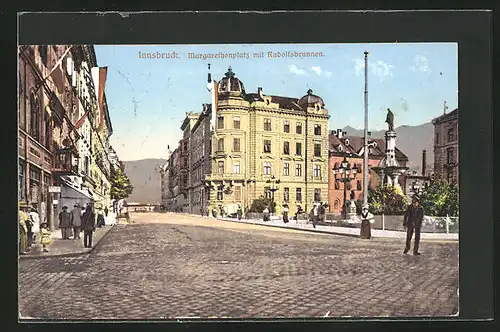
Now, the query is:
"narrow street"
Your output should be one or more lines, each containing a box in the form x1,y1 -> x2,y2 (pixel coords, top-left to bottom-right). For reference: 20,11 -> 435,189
19,213 -> 459,319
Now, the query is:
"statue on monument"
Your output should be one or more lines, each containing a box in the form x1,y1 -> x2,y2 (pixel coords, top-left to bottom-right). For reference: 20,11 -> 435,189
385,108 -> 395,132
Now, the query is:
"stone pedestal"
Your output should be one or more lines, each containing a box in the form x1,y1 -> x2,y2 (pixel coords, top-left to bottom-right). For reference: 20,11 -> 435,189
347,200 -> 357,221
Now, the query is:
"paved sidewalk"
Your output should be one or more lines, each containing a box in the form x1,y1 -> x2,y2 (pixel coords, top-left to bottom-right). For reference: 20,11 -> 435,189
20,224 -> 115,259
217,216 -> 459,241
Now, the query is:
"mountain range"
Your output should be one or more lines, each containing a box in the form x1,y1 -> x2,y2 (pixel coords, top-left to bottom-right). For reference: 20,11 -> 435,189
123,123 -> 434,204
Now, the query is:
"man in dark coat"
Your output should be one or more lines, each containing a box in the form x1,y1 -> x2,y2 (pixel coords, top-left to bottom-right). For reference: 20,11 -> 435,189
58,206 -> 72,240
403,195 -> 425,255
81,205 -> 96,248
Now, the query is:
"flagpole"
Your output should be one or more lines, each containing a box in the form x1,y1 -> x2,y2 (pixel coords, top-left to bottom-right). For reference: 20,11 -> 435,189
363,51 -> 369,208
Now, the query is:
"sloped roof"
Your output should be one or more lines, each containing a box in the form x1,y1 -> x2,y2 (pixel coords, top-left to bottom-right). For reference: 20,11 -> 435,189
329,133 -> 408,161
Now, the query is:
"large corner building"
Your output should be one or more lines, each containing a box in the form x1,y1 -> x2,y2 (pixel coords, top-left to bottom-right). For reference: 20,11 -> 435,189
165,67 -> 330,216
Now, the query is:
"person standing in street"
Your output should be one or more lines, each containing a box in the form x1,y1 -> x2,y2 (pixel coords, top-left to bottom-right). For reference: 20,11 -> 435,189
359,204 -> 374,239
81,205 -> 96,248
403,195 -> 425,255
237,205 -> 243,220
263,206 -> 270,222
19,205 -> 29,255
71,204 -> 82,240
318,203 -> 326,224
28,206 -> 40,246
310,204 -> 319,228
58,206 -> 72,240
104,206 -> 109,217
282,205 -> 289,223
97,207 -> 105,228
40,222 -> 51,253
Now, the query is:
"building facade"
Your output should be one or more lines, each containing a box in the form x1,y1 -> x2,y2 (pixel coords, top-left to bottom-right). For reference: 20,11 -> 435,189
18,45 -> 117,229
328,129 -> 409,214
163,67 -> 330,216
188,104 -> 213,215
432,108 -> 459,184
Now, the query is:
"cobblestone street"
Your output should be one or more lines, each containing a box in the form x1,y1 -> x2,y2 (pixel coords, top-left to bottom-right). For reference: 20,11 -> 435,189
19,213 -> 459,320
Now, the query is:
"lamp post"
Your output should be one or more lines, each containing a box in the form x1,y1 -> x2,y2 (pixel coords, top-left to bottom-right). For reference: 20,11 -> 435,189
333,155 -> 359,219
266,175 -> 280,214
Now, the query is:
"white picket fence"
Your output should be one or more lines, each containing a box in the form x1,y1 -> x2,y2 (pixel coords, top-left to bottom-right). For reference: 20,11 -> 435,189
421,216 -> 459,234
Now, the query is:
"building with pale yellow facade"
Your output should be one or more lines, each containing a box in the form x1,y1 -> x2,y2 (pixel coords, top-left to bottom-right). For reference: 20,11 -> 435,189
177,67 -> 330,216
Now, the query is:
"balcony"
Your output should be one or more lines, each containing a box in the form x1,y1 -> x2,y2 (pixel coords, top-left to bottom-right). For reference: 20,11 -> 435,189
52,148 -> 79,175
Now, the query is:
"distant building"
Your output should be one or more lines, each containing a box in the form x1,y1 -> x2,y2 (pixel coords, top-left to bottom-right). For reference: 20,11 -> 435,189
432,108 -> 459,184
328,130 -> 409,214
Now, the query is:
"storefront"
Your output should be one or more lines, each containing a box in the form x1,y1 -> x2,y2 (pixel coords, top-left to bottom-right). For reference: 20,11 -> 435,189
53,177 -> 93,226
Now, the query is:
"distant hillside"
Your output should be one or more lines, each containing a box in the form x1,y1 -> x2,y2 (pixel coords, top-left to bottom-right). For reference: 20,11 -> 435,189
123,159 -> 167,204
341,122 -> 434,173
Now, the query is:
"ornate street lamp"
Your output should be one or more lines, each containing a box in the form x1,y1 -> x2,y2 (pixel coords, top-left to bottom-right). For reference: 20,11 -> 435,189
333,155 -> 359,219
266,175 -> 280,214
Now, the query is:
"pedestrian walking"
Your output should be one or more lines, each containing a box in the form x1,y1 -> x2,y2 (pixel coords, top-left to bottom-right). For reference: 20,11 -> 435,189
296,205 -> 303,221
40,222 -> 51,252
318,203 -> 326,224
97,207 -> 105,228
310,204 -> 319,228
282,205 -> 289,223
237,205 -> 243,220
403,195 -> 425,255
212,208 -> 217,218
81,205 -> 96,248
58,206 -> 72,240
104,206 -> 109,217
19,205 -> 29,255
71,204 -> 82,240
220,206 -> 225,218
263,206 -> 270,222
359,205 -> 374,239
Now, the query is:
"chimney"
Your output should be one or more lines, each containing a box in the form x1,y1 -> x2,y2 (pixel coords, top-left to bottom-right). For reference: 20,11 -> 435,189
337,129 -> 343,139
422,149 -> 427,176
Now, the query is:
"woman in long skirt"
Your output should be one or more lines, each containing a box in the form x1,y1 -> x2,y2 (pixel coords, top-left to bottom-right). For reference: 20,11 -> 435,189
19,207 -> 29,255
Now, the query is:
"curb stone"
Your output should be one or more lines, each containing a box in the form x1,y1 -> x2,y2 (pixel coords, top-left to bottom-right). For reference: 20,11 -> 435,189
217,217 -> 361,238
19,224 -> 116,260
216,217 -> 458,241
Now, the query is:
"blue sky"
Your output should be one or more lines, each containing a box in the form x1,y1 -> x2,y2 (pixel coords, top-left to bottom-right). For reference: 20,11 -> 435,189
95,43 -> 457,161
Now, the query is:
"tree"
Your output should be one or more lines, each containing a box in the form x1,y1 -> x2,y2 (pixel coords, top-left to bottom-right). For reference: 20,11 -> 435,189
368,184 -> 408,215
110,166 -> 133,200
419,180 -> 459,217
248,195 -> 276,213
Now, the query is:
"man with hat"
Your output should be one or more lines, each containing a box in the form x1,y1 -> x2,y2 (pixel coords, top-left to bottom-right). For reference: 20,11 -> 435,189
403,195 -> 425,255
58,206 -> 72,240
71,204 -> 82,240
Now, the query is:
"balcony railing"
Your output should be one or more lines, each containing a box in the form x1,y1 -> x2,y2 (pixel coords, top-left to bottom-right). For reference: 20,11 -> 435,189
52,148 -> 79,174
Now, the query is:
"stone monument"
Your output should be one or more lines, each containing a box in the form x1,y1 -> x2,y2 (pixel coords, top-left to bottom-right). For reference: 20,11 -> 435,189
372,108 -> 409,189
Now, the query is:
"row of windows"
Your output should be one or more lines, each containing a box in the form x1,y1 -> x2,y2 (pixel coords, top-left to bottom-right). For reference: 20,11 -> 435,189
215,186 -> 322,203
216,160 -> 323,178
216,138 -> 322,157
435,126 -> 457,145
216,116 -> 322,135
333,179 -> 362,191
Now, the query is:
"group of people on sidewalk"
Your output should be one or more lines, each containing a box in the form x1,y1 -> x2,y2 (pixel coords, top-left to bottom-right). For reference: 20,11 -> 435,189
18,203 -> 50,254
58,204 -> 107,248
18,202 -> 111,255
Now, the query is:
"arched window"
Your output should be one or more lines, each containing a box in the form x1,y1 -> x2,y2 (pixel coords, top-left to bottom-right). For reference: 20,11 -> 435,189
334,179 -> 340,190
29,91 -> 40,141
334,200 -> 339,210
